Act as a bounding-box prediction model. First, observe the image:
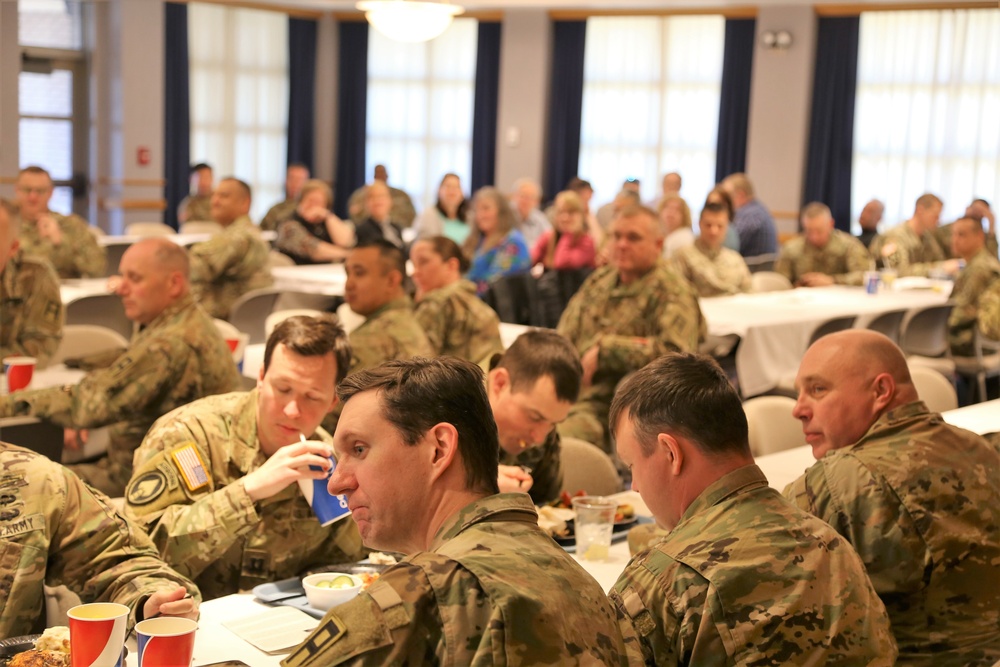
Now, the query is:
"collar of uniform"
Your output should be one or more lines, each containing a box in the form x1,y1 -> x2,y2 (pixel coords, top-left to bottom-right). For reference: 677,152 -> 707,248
854,400 -> 934,447
694,238 -> 722,259
135,293 -> 196,337
428,493 -> 538,551
231,388 -> 267,472
676,464 -> 768,526
227,214 -> 255,232
610,259 -> 665,293
364,295 -> 412,321
965,247 -> 999,272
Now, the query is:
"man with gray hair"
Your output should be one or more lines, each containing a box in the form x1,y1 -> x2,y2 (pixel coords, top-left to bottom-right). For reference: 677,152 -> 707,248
774,201 -> 872,286
510,177 -> 551,246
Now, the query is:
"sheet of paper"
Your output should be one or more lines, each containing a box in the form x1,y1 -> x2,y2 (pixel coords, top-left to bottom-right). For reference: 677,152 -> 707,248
222,606 -> 318,654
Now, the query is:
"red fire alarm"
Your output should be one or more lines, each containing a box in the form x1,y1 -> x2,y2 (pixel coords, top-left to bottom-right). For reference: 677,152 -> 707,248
137,146 -> 151,166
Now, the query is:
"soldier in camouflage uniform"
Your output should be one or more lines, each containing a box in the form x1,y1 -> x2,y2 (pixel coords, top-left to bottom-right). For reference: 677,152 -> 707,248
0,238 -> 242,496
870,193 -> 961,277
283,357 -> 627,666
178,163 -> 214,224
410,236 -> 502,363
260,163 -> 310,232
14,166 -> 105,278
608,353 -> 897,666
671,201 -> 752,296
346,164 -> 416,228
775,201 -> 872,286
980,278 -> 1000,340
0,199 -> 63,367
188,178 -> 273,319
934,198 -> 998,259
557,205 -> 705,451
125,315 -> 364,600
785,330 -> 1000,665
946,216 -> 1000,357
0,442 -> 199,636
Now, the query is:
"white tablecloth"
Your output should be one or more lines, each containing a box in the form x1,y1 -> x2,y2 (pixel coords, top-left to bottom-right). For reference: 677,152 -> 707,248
60,278 -> 113,304
271,265 -> 347,296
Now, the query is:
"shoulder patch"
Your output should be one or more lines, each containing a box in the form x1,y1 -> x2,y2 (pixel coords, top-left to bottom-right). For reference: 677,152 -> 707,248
283,614 -> 347,667
126,469 -> 168,505
171,443 -> 209,492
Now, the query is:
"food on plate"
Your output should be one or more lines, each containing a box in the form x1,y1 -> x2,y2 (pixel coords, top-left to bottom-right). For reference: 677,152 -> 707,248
33,628 -> 69,656
615,503 -> 635,523
7,628 -> 71,667
357,572 -> 380,588
313,575 -> 357,590
536,505 -> 574,538
367,552 -> 398,565
552,491 -> 636,524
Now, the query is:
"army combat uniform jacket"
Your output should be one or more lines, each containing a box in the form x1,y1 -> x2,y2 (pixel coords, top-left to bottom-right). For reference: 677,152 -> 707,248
671,241 -> 752,297
784,402 -> 1000,666
947,248 -> 1000,356
189,215 -> 274,319
0,249 -> 63,368
0,443 -> 198,636
414,279 -> 502,363
612,465 -> 897,667
870,223 -> 945,277
0,294 -> 242,496
980,278 -> 1000,340
125,390 -> 364,600
774,229 -> 872,286
283,493 -> 627,667
17,211 -> 106,279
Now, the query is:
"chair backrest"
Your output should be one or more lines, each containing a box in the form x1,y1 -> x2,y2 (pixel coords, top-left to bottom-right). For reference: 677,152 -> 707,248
908,365 -> 958,413
483,272 -> 543,326
51,325 -> 129,365
229,288 -> 283,344
0,417 -> 63,463
180,221 -> 223,235
268,249 -> 295,269
264,309 -> 325,339
64,294 -> 133,340
559,437 -> 621,496
103,241 -> 131,277
808,315 -> 856,346
865,309 -> 907,345
751,271 -> 793,292
900,304 -> 954,358
125,221 -> 176,237
743,395 -> 803,456
745,253 -> 777,274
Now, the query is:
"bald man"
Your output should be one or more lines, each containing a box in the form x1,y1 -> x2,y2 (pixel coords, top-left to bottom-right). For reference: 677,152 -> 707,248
784,330 -> 1000,666
0,238 -> 242,495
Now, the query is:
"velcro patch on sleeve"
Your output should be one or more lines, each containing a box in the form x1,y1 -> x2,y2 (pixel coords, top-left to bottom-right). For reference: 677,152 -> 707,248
171,443 -> 209,492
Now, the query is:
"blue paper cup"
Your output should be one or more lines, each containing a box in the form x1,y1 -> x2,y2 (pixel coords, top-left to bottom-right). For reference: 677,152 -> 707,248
297,456 -> 351,526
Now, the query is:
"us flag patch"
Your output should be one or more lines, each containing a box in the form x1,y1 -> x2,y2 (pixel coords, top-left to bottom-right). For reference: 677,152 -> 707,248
171,443 -> 209,492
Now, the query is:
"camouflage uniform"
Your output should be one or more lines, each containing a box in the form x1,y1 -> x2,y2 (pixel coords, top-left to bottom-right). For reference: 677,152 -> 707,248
124,391 -> 365,600
498,430 -> 562,505
0,443 -> 199,636
934,222 -> 999,259
980,278 -> 1000,340
189,215 -> 274,319
869,223 -> 945,276
948,248 -> 1000,356
179,194 -> 212,224
0,249 -> 63,368
612,465 -> 897,666
347,184 -> 416,227
784,401 -> 1000,666
774,229 -> 872,286
260,198 -> 297,232
414,279 -> 502,363
556,260 -> 706,450
17,211 -> 106,279
0,294 -> 242,497
282,493 -> 627,667
671,241 -> 751,297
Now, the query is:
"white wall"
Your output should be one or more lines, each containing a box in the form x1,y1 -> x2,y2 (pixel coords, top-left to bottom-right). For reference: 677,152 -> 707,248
0,2 -> 22,198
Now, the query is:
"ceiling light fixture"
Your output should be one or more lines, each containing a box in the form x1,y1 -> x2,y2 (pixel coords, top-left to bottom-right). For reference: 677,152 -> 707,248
356,1 -> 465,43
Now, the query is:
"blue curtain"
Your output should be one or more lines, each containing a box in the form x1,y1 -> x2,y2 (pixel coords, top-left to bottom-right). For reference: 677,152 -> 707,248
715,18 -> 755,184
163,2 -> 190,229
803,17 -> 860,232
288,17 -> 318,171
544,20 -> 587,201
333,22 -> 369,218
470,21 -> 502,192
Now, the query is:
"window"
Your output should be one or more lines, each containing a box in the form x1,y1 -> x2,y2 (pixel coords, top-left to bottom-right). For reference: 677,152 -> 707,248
188,3 -> 288,222
853,9 -> 1000,229
18,0 -> 83,50
366,19 -> 477,211
578,15 -> 725,213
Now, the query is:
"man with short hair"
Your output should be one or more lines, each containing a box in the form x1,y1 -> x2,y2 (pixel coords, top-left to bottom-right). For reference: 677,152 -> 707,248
0,198 -> 63,367
178,162 -> 214,224
672,201 -> 752,296
558,205 -> 705,451
947,216 -> 1000,357
596,178 -> 641,231
935,197 -> 999,259
721,172 -> 778,258
647,171 -> 681,210
856,198 -> 884,248
608,353 -> 896,666
0,237 -> 242,496
775,201 -> 872,286
283,356 -> 628,666
510,177 -> 551,246
188,177 -> 273,318
14,165 -> 106,278
785,330 -> 1000,665
347,164 -> 416,227
871,193 -> 959,276
260,162 -> 310,231
125,315 -> 365,600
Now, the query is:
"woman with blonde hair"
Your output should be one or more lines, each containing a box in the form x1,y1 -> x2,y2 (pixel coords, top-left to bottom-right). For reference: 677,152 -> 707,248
659,194 -> 695,259
463,187 -> 531,296
531,191 -> 596,271
275,179 -> 355,264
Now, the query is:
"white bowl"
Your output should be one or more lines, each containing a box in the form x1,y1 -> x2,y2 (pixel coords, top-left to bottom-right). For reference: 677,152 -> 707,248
302,572 -> 363,611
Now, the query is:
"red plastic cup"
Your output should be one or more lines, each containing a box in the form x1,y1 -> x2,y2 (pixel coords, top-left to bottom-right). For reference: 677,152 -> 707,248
135,617 -> 198,667
3,356 -> 36,392
68,602 -> 129,667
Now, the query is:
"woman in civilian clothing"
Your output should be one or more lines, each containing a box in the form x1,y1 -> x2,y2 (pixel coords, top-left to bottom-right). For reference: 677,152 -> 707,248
463,187 -> 531,297
531,190 -> 596,271
413,173 -> 469,245
660,194 -> 695,259
275,180 -> 355,264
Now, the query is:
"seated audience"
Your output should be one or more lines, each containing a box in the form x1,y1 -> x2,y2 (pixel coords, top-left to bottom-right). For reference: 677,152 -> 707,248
347,164 -> 416,227
462,187 -> 531,297
774,201 -> 872,286
14,165 -> 105,278
178,162 -> 214,225
0,238 -> 242,496
870,193 -> 959,277
188,177 -> 273,318
531,190 -> 596,271
276,180 -> 356,264
557,204 -> 705,452
510,178 -> 551,247
609,353 -> 896,666
260,163 -> 310,232
411,172 -> 468,244
672,201 -> 752,296
1,442 -> 199,636
856,198 -> 884,249
722,172 -> 778,258
125,315 -> 365,600
410,236 -> 501,363
658,193 -> 694,259
705,186 -> 741,252
596,177 -> 641,231
947,216 -> 1000,357
935,198 -> 999,259
980,278 -> 1000,341
283,356 -> 627,666
354,181 -> 405,249
785,330 -> 1000,665
0,198 -> 62,367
